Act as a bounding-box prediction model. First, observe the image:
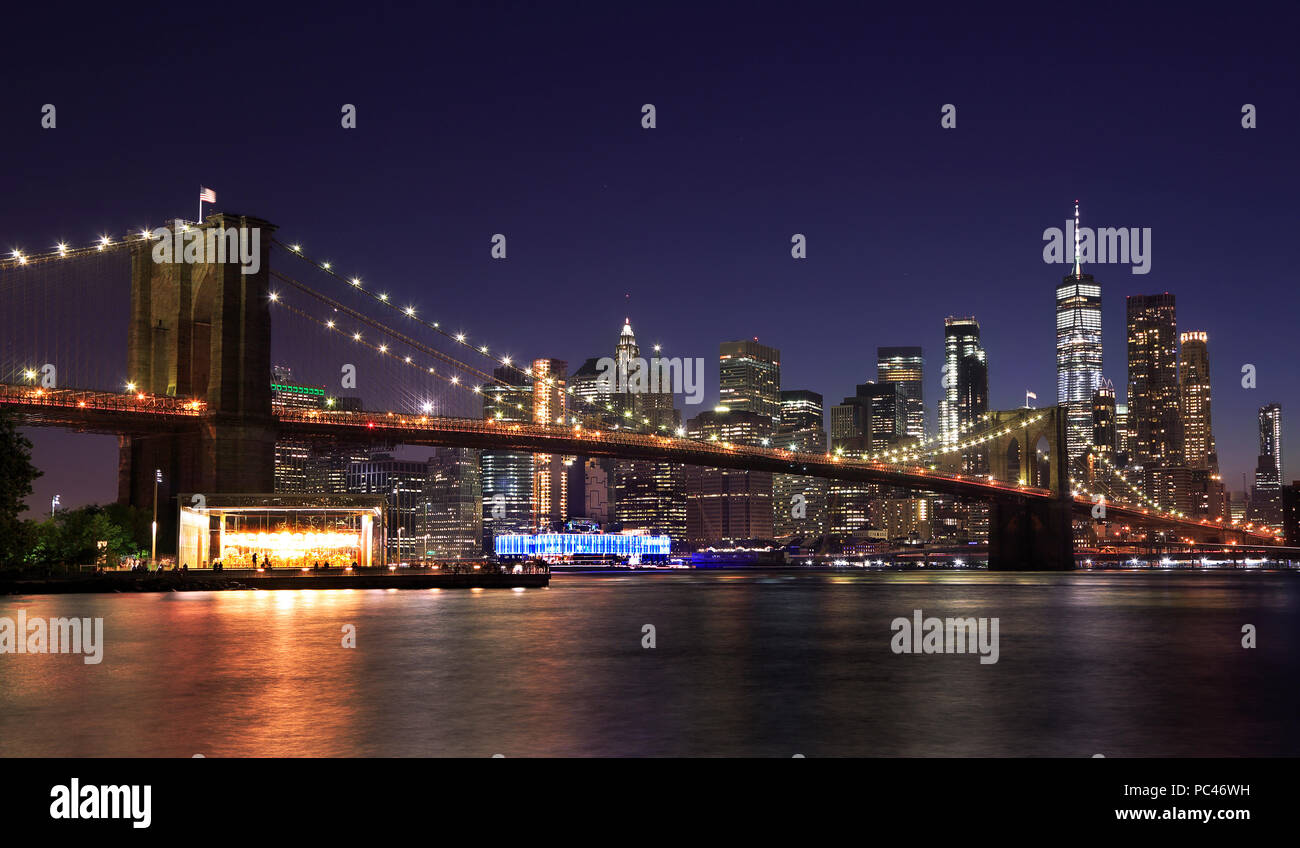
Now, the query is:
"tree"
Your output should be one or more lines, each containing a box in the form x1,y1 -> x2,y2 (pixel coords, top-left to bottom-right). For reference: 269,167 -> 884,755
0,412 -> 41,568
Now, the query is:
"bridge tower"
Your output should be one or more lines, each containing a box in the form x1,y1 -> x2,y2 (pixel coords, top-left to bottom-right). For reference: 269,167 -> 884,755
985,405 -> 1074,570
117,214 -> 277,552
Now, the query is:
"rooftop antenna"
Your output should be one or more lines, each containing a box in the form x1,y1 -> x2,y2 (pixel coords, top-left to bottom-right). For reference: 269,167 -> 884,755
1073,199 -> 1082,277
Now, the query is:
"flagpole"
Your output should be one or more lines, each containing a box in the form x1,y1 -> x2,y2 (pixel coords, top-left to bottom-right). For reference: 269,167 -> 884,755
198,186 -> 203,225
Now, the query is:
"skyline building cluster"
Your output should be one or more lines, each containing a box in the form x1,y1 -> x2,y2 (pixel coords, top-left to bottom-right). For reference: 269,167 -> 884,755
256,202 -> 1288,558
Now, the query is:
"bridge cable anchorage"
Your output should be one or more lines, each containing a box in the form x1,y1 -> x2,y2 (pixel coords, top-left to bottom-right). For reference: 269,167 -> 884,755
270,239 -> 673,432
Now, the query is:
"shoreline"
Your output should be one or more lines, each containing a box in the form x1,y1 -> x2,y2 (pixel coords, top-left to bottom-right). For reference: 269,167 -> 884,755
0,570 -> 549,596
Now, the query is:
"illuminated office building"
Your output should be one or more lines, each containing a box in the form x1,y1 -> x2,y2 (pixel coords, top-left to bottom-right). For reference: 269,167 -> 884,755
1092,381 -> 1116,459
876,346 -> 925,440
1126,293 -> 1182,472
1250,403 -> 1284,527
939,317 -> 987,449
481,365 -> 534,548
685,408 -> 773,545
773,389 -> 828,539
270,368 -> 324,494
530,357 -> 569,530
719,339 -> 781,435
1179,331 -> 1216,470
1056,202 -> 1104,463
346,454 -> 430,562
414,448 -> 482,561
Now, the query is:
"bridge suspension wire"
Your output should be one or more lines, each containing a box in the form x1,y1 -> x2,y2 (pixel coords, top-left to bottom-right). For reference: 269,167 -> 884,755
857,408 -> 1040,466
271,298 -> 494,413
1083,451 -> 1175,516
270,269 -> 504,387
270,239 -> 637,424
269,242 -> 668,429
0,239 -> 131,394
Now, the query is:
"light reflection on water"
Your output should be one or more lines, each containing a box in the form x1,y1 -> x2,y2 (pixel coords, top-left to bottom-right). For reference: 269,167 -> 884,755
0,570 -> 1296,757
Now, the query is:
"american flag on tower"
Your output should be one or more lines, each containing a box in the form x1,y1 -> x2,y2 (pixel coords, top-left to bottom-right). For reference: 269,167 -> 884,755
199,187 -> 216,203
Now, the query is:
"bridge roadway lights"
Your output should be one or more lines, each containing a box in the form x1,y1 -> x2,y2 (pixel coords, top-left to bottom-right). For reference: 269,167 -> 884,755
988,496 -> 1075,571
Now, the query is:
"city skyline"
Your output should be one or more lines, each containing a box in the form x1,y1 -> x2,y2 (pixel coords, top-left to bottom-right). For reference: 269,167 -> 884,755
4,5 -> 1296,517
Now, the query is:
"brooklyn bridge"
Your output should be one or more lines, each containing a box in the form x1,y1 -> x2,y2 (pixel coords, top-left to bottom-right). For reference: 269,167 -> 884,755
0,214 -> 1283,569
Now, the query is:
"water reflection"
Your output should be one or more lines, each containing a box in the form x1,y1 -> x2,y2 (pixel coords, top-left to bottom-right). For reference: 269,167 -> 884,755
0,571 -> 1295,757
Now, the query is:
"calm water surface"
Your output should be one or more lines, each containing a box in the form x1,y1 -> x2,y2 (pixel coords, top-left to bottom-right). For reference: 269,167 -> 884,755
1,570 -> 1297,757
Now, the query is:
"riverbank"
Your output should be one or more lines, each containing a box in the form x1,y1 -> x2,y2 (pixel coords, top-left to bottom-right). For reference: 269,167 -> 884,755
0,570 -> 549,595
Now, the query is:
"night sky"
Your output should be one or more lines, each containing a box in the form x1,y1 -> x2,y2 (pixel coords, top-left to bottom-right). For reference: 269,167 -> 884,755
4,3 -> 1297,514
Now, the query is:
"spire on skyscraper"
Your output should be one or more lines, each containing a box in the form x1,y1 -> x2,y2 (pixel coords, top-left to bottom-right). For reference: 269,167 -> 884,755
1073,199 -> 1082,277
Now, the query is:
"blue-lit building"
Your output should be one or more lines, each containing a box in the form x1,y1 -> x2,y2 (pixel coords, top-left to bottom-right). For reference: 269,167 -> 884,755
495,532 -> 671,563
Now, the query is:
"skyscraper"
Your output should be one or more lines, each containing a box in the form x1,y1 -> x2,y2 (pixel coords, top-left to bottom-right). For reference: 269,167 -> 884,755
346,454 -> 430,562
685,408 -> 774,545
876,346 -> 925,440
531,357 -> 569,530
1126,294 -> 1181,487
1261,402 -> 1283,481
599,318 -> 687,543
270,368 -> 325,493
1250,403 -> 1284,527
1056,201 -> 1104,463
481,365 -> 534,548
419,448 -> 482,561
719,339 -> 781,434
1091,380 -> 1116,459
1179,331 -> 1216,471
937,318 -> 988,541
773,390 -> 828,539
939,317 -> 987,448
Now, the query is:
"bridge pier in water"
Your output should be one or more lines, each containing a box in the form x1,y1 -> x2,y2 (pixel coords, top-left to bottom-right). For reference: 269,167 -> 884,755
988,497 -> 1074,571
117,214 -> 277,552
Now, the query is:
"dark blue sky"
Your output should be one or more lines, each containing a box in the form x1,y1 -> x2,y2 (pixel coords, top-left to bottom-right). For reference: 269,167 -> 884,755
4,2 -> 1297,512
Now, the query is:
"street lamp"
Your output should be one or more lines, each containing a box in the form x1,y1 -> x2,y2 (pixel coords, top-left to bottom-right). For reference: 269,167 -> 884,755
151,469 -> 161,567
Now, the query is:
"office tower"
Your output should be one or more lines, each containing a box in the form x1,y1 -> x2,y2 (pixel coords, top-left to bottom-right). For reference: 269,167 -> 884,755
346,454 -> 430,562
774,390 -> 828,539
270,369 -> 324,493
826,393 -> 873,537
1260,403 -> 1283,481
684,408 -> 773,545
1283,481 -> 1300,546
569,357 -> 607,418
1126,294 -> 1181,469
1056,202 -> 1104,463
481,365 -> 534,548
419,447 -> 482,561
1249,403 -> 1283,527
719,339 -> 781,435
530,358 -> 569,530
1114,403 -> 1131,464
936,318 -> 988,543
939,317 -> 988,448
857,382 -> 908,451
1179,331 -> 1216,470
588,318 -> 687,543
1091,381 -> 1116,459
877,346 -> 925,440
